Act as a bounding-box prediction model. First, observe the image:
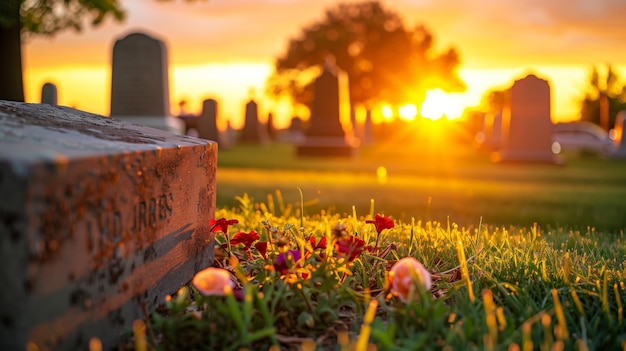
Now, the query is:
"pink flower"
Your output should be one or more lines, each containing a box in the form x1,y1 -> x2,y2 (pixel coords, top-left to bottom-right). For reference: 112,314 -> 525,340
209,218 -> 238,233
192,267 -> 234,296
389,257 -> 432,302
366,214 -> 394,235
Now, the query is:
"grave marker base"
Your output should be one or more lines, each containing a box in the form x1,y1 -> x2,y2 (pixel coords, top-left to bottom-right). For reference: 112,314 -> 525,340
296,137 -> 359,158
0,101 -> 216,351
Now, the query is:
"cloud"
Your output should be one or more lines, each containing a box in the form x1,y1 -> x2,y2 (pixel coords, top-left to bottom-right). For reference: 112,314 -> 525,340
24,0 -> 626,68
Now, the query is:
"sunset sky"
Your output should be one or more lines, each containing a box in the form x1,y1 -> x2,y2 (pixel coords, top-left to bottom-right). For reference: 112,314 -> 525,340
23,0 -> 626,129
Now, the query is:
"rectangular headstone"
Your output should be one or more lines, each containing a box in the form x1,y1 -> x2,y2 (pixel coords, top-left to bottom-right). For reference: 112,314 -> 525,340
493,74 -> 558,163
297,61 -> 359,157
0,101 -> 217,351
110,32 -> 183,134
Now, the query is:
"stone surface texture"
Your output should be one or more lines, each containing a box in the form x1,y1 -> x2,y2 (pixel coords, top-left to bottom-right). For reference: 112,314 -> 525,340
0,101 -> 217,351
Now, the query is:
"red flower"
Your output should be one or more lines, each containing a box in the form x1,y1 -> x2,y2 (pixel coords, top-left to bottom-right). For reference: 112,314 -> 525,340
255,241 -> 268,259
335,235 -> 371,261
230,230 -> 260,250
366,214 -> 394,235
210,218 -> 238,233
309,236 -> 328,250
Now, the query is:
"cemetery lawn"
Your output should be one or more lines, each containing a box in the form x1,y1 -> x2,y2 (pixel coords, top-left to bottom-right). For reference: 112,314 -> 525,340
126,199 -> 626,350
124,133 -> 626,350
216,141 -> 626,232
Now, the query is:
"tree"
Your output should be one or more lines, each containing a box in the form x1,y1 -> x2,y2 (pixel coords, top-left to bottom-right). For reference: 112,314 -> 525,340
579,64 -> 626,130
266,1 -> 465,112
0,0 -> 125,101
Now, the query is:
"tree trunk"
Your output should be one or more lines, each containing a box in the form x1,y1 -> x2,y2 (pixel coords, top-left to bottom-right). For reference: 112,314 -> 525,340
0,0 -> 24,102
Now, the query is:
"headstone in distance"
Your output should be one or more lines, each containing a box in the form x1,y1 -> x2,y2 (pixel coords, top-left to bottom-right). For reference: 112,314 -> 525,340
296,60 -> 359,157
492,74 -> 558,163
110,31 -> 184,134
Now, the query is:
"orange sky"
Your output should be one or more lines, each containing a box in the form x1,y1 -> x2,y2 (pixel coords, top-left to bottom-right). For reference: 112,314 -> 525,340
23,0 -> 626,129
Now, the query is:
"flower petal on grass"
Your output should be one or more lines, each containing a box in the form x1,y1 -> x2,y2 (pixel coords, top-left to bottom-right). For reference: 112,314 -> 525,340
192,267 -> 235,296
389,257 -> 432,302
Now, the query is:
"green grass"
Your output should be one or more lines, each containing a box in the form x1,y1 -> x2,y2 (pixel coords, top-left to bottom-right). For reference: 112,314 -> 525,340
119,200 -> 626,351
115,125 -> 626,350
216,132 -> 626,232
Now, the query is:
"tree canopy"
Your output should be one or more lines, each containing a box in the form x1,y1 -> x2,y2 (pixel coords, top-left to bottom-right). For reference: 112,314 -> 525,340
579,64 -> 626,130
266,1 -> 465,111
0,0 -> 125,36
0,0 -> 126,101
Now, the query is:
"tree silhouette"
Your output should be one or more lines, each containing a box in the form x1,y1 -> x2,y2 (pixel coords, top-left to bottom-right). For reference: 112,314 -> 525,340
0,0 -> 125,101
266,1 -> 465,112
579,64 -> 626,130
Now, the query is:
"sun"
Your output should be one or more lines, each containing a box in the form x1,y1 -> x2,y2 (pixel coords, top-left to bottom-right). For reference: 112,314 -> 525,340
398,104 -> 418,121
420,89 -> 467,120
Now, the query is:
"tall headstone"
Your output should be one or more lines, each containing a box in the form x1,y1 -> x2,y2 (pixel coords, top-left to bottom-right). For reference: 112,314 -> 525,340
297,61 -> 359,157
266,112 -> 277,141
110,32 -> 184,134
0,101 -> 217,351
482,111 -> 503,151
611,110 -> 626,158
350,105 -> 359,139
281,116 -> 305,143
176,99 -> 199,136
238,99 -> 268,144
493,74 -> 557,163
197,99 -> 220,143
40,83 -> 57,105
362,109 -> 374,145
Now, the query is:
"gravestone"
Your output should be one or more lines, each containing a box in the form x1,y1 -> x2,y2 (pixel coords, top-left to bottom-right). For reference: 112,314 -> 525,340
266,112 -> 277,141
176,100 -> 199,136
281,116 -> 305,143
297,61 -> 358,157
110,32 -> 184,134
197,99 -> 220,144
177,114 -> 198,136
238,99 -> 268,144
40,83 -> 57,105
362,109 -> 374,145
482,111 -> 503,150
611,110 -> 626,159
350,105 -> 359,140
0,101 -> 217,351
493,74 -> 557,163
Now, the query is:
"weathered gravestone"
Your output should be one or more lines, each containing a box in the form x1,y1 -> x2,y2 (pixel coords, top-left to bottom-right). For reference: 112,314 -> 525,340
493,74 -> 558,163
482,111 -> 503,151
611,110 -> 626,159
41,83 -> 58,106
238,99 -> 269,144
197,99 -> 220,144
280,116 -> 305,143
297,61 -> 358,157
266,112 -> 277,141
362,109 -> 374,145
110,32 -> 184,134
0,101 -> 217,351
